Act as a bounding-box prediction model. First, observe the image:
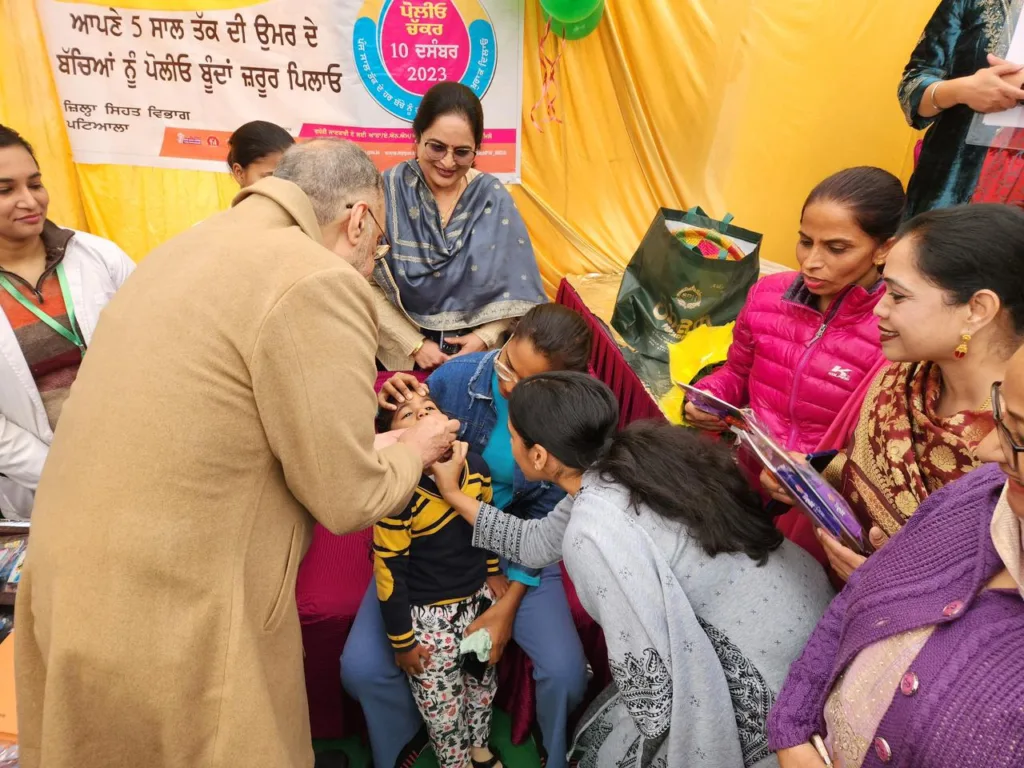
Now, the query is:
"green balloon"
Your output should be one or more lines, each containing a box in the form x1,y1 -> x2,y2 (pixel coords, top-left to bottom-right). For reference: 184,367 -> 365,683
544,0 -> 604,40
539,0 -> 602,24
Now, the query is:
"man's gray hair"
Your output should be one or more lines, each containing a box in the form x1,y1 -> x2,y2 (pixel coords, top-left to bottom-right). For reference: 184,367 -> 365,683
273,139 -> 383,225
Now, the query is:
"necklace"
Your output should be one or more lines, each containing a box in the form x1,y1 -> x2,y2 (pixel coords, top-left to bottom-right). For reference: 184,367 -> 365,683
439,176 -> 467,226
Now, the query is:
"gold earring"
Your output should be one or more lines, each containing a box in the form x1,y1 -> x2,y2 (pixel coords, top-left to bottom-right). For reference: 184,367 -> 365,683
954,333 -> 971,360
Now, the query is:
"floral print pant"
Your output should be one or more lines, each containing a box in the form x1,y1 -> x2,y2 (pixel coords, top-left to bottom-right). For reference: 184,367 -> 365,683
408,586 -> 497,768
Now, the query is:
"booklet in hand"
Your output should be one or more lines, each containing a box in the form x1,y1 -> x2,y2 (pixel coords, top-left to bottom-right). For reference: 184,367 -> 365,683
677,382 -> 870,554
742,421 -> 871,555
677,381 -> 754,432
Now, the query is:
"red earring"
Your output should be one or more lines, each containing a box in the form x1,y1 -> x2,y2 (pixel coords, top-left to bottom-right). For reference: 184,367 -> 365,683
954,333 -> 971,359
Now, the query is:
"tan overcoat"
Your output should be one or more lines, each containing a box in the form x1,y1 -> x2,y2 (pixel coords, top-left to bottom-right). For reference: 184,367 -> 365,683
14,178 -> 422,768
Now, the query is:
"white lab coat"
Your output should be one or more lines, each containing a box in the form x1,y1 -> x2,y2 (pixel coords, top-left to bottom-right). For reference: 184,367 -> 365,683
0,229 -> 134,519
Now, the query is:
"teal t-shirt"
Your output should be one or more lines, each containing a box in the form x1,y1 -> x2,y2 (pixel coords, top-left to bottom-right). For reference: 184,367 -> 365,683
481,371 -> 540,586
482,370 -> 515,511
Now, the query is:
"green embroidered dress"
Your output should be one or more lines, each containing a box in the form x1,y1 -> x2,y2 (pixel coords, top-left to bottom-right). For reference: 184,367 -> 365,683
899,0 -> 1018,217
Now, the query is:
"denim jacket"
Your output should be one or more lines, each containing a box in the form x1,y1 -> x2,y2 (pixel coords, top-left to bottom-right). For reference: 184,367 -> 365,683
427,352 -> 566,581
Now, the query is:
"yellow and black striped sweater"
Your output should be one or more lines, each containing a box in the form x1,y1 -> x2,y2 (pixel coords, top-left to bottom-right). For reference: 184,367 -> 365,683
373,451 -> 499,651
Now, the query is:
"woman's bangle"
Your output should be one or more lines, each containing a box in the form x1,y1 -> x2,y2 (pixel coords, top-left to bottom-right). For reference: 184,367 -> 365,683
410,338 -> 426,356
930,81 -> 945,113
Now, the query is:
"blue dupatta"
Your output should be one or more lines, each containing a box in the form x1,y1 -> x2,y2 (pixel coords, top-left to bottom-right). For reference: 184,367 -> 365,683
373,160 -> 546,333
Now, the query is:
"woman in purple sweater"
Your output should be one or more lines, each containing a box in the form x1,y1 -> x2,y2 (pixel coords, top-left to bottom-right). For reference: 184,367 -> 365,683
768,345 -> 1024,767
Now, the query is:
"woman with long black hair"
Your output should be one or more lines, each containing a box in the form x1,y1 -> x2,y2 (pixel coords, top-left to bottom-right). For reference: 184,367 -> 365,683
433,372 -> 834,768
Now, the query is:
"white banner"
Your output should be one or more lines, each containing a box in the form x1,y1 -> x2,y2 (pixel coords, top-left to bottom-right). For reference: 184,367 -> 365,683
35,0 -> 524,181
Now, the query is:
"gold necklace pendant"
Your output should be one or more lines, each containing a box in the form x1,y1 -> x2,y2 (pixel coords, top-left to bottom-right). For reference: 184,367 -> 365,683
439,176 -> 466,226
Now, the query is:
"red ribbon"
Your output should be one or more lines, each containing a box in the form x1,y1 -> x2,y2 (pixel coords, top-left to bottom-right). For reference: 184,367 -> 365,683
530,18 -> 565,132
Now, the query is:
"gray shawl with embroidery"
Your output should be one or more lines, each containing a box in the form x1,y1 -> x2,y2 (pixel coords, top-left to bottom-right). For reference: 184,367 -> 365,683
473,472 -> 834,767
373,160 -> 545,333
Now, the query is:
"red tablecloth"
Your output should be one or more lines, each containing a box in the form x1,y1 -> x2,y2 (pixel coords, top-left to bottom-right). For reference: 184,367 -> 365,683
555,278 -> 665,428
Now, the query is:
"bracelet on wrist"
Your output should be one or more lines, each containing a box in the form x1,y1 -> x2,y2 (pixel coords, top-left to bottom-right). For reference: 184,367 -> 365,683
410,338 -> 426,356
930,81 -> 945,113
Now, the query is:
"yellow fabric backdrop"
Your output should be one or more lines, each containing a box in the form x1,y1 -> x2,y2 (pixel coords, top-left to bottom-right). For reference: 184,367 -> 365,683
1,0 -> 939,293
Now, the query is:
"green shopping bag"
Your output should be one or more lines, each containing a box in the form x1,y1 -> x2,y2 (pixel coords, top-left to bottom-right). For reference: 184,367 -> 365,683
611,206 -> 762,362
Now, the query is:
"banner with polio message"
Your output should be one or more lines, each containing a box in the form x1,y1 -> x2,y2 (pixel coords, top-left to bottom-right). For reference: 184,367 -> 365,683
36,0 -> 525,180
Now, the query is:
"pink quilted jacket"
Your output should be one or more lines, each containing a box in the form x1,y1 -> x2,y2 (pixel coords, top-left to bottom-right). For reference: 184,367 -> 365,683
698,271 -> 885,453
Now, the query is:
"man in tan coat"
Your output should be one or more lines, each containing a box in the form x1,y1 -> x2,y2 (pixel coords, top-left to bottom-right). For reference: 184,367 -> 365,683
14,140 -> 457,768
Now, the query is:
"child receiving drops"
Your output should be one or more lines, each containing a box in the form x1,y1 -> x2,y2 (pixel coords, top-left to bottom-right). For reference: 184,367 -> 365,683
373,392 -> 508,768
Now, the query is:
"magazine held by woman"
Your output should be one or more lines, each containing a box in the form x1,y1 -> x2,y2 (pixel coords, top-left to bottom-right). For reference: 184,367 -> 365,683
678,382 -> 870,554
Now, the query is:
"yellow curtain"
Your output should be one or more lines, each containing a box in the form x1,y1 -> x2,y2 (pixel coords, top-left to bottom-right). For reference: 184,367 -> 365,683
0,0 -> 87,230
512,0 -> 938,291
1,0 -> 939,294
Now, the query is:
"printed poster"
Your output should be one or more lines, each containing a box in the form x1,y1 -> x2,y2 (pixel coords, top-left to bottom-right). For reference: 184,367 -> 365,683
35,0 -> 525,181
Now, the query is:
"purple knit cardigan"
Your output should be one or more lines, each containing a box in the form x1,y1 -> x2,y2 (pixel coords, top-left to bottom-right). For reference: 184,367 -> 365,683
767,463 -> 1024,767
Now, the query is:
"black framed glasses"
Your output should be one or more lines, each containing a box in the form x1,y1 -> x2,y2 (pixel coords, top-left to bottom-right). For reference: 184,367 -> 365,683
346,202 -> 391,259
992,381 -> 1024,472
421,139 -> 477,166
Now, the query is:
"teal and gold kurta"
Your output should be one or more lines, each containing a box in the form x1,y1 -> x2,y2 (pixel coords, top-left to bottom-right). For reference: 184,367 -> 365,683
899,0 -> 1016,218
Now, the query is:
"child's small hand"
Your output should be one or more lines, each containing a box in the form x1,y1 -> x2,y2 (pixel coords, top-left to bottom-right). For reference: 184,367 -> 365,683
432,440 -> 469,496
395,643 -> 431,676
487,574 -> 510,601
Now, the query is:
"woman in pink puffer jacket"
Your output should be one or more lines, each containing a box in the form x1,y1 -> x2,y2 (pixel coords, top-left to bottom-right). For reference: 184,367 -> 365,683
686,167 -> 906,453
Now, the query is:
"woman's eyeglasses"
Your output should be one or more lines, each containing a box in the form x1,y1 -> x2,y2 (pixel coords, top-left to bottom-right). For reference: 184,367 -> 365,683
346,202 -> 391,260
493,341 -> 519,385
422,139 -> 477,167
992,381 -> 1024,472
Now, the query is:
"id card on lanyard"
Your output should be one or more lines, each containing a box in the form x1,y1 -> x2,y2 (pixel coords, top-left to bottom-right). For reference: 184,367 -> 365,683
0,263 -> 86,357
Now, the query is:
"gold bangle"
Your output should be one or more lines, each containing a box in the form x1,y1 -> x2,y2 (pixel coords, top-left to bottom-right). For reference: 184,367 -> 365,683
930,81 -> 944,113
410,339 -> 426,356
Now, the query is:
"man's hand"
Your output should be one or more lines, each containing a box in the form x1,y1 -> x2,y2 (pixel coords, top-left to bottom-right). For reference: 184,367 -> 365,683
413,340 -> 449,370
377,373 -> 429,411
448,333 -> 487,357
487,573 -> 510,602
466,600 -> 515,666
683,401 -> 727,432
374,430 -> 406,450
395,643 -> 431,676
399,413 -> 460,469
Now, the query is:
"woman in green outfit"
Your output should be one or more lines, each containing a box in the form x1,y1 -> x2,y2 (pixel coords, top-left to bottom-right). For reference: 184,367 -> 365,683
900,0 -> 1024,217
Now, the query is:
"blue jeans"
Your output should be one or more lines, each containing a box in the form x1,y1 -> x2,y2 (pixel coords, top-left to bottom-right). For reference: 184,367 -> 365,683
341,565 -> 588,768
